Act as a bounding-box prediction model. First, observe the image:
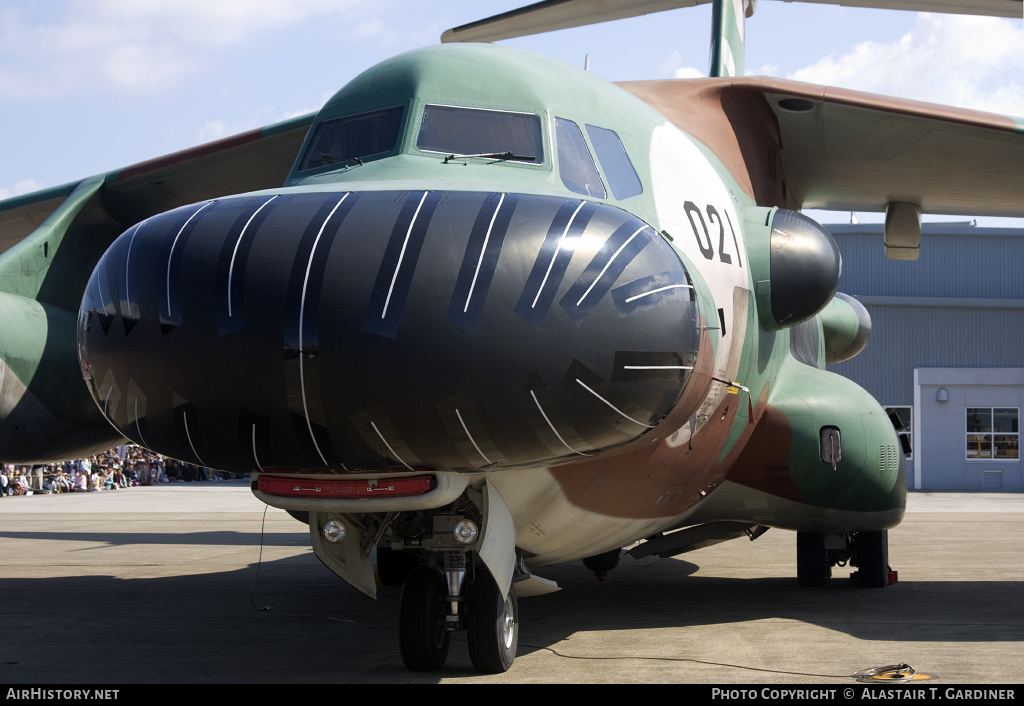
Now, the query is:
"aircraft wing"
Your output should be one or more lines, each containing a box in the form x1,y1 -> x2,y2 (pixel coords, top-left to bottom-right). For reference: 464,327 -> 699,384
441,0 -> 1022,43
618,77 -> 1024,217
0,112 -> 315,258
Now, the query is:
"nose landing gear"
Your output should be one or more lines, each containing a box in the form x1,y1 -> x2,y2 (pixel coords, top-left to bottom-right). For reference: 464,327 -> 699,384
467,566 -> 519,673
398,568 -> 451,671
398,552 -> 519,674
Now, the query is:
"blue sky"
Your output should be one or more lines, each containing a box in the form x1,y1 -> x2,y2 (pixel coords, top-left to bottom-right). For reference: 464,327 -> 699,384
1,0 -> 1021,226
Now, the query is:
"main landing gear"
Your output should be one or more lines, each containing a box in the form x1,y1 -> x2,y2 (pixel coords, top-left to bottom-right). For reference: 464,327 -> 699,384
797,530 -> 894,588
398,550 -> 519,673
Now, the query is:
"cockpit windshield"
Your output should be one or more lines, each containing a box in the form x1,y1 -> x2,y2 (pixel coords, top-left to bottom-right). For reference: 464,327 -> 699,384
299,106 -> 404,171
416,105 -> 543,164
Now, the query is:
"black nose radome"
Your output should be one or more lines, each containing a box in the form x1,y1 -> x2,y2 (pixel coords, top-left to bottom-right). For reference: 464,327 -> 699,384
78,190 -> 701,473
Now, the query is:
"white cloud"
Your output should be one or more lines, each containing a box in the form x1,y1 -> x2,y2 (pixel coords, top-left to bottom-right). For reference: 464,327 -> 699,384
660,50 -> 683,76
282,88 -> 337,121
0,178 -> 45,200
0,0 -> 384,97
196,120 -> 229,144
673,66 -> 706,79
748,63 -> 779,77
788,14 -> 1023,116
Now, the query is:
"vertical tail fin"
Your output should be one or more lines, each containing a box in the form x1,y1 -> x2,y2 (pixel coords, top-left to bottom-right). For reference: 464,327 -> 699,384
710,0 -> 752,78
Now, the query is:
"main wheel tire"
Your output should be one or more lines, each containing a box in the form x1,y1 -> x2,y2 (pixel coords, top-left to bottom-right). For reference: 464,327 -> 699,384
467,567 -> 518,674
378,547 -> 418,586
854,530 -> 888,588
399,568 -> 450,671
797,532 -> 831,587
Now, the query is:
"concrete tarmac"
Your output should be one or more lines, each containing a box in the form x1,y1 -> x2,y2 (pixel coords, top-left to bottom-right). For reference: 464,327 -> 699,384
0,483 -> 1020,684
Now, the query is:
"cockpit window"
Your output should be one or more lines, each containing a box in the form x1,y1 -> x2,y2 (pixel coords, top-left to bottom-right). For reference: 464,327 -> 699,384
417,105 -> 543,163
299,106 -> 404,171
586,125 -> 643,199
555,117 -> 606,198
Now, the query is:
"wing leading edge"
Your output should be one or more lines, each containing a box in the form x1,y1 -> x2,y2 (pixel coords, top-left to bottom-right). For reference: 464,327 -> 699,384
0,112 -> 316,260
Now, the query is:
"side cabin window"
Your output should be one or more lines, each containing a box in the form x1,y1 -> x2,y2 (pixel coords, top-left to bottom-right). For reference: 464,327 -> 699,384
417,105 -> 543,163
555,117 -> 606,198
586,125 -> 643,199
299,106 -> 404,171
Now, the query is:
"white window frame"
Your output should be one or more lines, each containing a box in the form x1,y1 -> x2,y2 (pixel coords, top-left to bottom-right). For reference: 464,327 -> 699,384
965,407 -> 1020,462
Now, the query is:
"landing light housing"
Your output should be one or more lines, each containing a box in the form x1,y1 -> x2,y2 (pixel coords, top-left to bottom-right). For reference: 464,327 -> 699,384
453,519 -> 479,545
323,519 -> 347,543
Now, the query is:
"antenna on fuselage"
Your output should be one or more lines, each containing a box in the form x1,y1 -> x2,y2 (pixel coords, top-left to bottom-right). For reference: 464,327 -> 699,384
584,54 -> 590,71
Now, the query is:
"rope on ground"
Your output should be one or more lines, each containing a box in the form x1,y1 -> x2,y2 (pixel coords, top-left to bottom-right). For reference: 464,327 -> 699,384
248,504 -> 392,631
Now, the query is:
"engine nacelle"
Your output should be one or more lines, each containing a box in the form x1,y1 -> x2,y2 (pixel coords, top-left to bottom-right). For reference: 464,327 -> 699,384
0,291 -> 123,462
820,292 -> 872,364
744,208 -> 842,332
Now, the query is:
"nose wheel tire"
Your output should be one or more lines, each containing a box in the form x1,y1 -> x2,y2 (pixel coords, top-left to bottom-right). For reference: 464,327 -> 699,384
399,568 -> 450,671
467,568 -> 519,673
797,532 -> 831,587
853,530 -> 889,588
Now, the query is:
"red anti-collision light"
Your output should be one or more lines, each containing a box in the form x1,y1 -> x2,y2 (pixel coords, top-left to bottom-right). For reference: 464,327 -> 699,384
258,475 -> 434,498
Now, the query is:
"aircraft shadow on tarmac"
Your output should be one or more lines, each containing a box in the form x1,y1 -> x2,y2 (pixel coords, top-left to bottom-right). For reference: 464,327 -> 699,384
0,548 -> 1020,683
0,530 -> 307,547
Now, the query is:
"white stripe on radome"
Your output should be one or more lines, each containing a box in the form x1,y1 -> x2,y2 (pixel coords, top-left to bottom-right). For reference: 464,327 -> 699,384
299,193 -> 349,466
624,283 -> 692,303
370,421 -> 414,471
533,200 -> 586,309
228,195 -> 278,317
575,378 -> 653,428
530,389 -> 591,456
464,193 -> 505,313
166,201 -> 216,317
576,225 -> 649,306
382,191 -> 429,318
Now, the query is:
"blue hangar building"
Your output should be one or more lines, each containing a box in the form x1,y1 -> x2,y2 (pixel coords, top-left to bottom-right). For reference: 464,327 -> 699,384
825,221 -> 1023,493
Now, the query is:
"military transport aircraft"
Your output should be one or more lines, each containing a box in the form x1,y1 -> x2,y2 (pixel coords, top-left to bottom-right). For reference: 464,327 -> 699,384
1,0 -> 1022,674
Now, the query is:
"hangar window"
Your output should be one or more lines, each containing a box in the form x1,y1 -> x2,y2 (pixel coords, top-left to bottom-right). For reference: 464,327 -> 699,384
299,106 -> 404,171
417,105 -> 543,163
966,407 -> 1019,460
555,118 -> 605,198
585,125 -> 643,199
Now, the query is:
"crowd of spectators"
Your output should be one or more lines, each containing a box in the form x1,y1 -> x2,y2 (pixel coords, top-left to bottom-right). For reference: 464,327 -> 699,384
0,444 -> 243,497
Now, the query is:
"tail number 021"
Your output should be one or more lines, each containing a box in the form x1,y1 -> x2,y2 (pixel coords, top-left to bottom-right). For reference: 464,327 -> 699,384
684,201 -> 742,267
